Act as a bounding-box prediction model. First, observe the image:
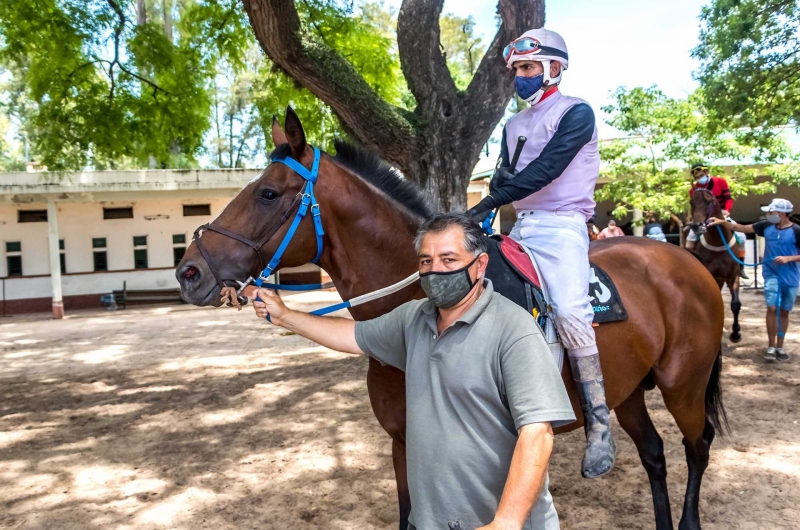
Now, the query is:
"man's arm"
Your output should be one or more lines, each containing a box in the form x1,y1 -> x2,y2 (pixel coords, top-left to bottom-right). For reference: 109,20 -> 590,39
707,218 -> 756,234
774,255 -> 800,265
716,177 -> 733,212
477,423 -> 554,530
252,288 -> 362,354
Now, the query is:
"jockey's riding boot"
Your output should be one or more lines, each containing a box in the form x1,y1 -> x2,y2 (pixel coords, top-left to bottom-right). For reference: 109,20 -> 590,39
570,354 -> 616,479
739,267 -> 749,280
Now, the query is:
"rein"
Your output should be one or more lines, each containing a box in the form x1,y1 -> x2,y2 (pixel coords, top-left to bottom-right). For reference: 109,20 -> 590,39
191,145 -> 420,317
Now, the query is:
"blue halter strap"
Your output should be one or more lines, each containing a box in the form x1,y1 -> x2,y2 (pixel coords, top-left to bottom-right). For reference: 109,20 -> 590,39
254,147 -> 325,287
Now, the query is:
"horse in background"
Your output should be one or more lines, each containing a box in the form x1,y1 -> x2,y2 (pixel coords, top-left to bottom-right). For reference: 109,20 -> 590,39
688,188 -> 743,343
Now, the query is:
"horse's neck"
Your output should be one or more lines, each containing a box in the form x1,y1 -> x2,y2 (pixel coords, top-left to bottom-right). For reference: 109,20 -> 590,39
316,176 -> 423,320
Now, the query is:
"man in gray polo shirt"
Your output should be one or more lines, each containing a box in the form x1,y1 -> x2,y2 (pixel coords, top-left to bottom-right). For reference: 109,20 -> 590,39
252,213 -> 575,530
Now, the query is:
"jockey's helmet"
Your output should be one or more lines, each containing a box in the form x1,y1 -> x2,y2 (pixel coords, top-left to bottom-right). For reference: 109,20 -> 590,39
504,28 -> 569,104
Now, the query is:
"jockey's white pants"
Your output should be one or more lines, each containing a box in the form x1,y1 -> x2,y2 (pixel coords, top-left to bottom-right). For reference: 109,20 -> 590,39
510,210 -> 599,358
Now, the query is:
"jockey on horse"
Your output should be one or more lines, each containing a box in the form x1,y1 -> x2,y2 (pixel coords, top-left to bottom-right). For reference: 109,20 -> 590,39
466,28 -> 615,478
685,162 -> 749,278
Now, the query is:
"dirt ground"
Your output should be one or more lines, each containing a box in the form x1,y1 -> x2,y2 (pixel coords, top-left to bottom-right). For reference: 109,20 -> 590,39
1,288 -> 799,530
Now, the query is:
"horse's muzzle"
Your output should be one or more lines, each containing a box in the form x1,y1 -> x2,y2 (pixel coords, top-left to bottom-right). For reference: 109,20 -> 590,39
176,261 -> 222,306
690,223 -> 707,235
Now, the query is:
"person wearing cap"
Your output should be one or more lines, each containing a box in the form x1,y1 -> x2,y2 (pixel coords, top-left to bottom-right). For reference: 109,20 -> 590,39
465,28 -> 615,479
598,220 -> 625,239
709,198 -> 800,362
686,162 -> 749,278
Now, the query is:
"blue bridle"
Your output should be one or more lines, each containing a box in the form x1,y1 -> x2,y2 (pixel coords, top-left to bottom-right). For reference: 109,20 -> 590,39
254,146 -> 325,286
193,145 -> 420,319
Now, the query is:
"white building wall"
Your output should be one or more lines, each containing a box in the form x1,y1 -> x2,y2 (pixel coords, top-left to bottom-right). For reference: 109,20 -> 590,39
0,196 -> 234,299
1,269 -> 180,300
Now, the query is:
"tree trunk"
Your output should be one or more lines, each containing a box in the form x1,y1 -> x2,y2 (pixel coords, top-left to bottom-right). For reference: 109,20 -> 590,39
163,0 -> 174,43
136,0 -> 147,26
241,0 -> 543,211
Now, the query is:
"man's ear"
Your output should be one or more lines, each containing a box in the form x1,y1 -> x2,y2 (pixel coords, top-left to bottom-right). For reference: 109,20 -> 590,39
476,252 -> 490,278
550,61 -> 562,78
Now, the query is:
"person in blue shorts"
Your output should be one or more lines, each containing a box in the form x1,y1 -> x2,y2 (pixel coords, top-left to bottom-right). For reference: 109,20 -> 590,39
710,198 -> 800,362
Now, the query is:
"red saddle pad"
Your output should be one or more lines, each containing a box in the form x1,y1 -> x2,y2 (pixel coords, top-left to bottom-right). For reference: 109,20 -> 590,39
498,235 -> 541,289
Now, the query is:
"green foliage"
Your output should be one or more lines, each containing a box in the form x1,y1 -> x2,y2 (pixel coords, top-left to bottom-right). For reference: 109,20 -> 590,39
597,86 -> 787,220
0,0 -> 488,170
0,0 -> 251,170
0,114 -> 25,171
440,14 -> 485,91
693,0 -> 800,132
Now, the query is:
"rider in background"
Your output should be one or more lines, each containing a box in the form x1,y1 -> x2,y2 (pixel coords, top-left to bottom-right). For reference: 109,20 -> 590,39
686,162 -> 749,278
709,198 -> 800,362
466,28 -> 615,479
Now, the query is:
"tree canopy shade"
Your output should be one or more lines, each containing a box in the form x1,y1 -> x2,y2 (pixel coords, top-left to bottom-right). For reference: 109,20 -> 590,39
597,86 -> 788,220
0,0 -> 254,170
693,0 -> 800,135
242,0 -> 542,210
0,0 -> 499,196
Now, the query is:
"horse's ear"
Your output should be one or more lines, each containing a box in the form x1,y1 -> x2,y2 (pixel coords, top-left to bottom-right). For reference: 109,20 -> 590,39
284,106 -> 307,158
271,115 -> 288,147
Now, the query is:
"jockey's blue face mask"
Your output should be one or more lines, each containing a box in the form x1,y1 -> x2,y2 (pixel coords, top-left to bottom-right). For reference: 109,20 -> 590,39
514,74 -> 544,101
420,255 -> 480,309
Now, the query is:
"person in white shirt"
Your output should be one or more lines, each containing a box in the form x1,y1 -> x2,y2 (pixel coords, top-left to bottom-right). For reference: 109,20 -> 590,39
466,28 -> 614,479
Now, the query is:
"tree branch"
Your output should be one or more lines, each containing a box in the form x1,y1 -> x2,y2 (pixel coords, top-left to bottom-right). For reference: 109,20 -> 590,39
104,0 -> 171,100
396,0 -> 457,113
464,0 -> 543,146
240,0 -> 416,168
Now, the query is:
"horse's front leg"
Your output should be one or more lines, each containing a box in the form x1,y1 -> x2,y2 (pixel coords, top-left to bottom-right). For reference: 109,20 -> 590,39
366,359 -> 410,529
729,277 -> 742,343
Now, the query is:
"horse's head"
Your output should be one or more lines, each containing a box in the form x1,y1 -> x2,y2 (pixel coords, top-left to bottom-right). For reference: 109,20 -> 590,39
688,188 -> 721,236
177,108 -> 325,306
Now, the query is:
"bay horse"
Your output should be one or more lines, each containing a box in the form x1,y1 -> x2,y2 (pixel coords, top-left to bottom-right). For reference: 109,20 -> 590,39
177,109 -> 727,530
688,188 -> 743,343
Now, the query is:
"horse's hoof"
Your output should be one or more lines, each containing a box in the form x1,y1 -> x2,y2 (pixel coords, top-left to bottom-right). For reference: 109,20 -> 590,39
730,333 -> 742,344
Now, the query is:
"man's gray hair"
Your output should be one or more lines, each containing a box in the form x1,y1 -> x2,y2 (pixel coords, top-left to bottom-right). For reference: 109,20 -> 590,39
413,213 -> 488,256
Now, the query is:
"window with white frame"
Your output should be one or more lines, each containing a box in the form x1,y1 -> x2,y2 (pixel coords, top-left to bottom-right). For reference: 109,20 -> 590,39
133,235 -> 148,269
92,238 -> 108,272
172,234 -> 186,267
59,239 -> 66,274
5,241 -> 22,277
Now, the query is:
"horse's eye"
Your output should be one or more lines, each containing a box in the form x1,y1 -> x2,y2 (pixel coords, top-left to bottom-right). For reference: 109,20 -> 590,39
260,189 -> 279,202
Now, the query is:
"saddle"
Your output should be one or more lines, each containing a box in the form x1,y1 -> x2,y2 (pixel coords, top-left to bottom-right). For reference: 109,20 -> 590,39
486,234 -> 627,337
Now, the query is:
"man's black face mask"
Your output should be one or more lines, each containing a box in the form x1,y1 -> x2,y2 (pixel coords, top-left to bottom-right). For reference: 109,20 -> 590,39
420,256 -> 480,309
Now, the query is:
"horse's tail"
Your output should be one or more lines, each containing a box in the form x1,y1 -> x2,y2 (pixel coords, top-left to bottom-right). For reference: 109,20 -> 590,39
705,345 -> 729,436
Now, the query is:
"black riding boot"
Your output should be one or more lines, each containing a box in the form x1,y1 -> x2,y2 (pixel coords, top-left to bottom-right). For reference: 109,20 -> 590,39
739,266 -> 749,279
570,354 -> 616,478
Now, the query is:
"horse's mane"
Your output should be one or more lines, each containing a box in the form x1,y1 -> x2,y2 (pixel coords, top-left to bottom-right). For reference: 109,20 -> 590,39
332,140 -> 433,219
268,141 -> 433,219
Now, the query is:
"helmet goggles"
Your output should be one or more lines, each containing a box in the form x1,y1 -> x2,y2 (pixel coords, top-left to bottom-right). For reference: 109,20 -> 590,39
503,37 -> 541,62
503,36 -> 569,65
690,165 -> 709,176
